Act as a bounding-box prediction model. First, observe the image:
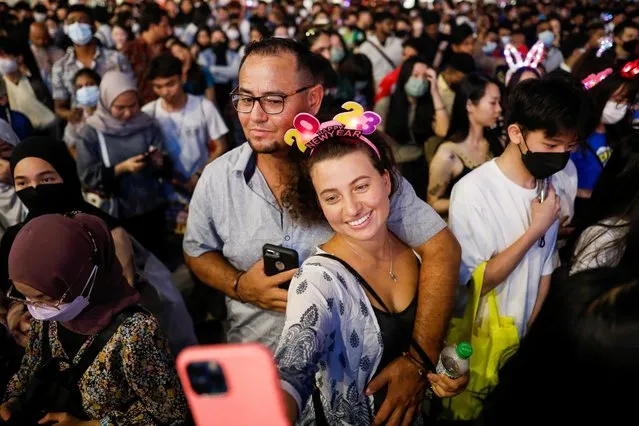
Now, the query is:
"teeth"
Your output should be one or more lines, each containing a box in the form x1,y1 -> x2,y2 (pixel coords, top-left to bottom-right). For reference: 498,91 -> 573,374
349,212 -> 371,226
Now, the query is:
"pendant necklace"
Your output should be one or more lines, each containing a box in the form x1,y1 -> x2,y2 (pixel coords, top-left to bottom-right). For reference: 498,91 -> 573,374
341,235 -> 397,283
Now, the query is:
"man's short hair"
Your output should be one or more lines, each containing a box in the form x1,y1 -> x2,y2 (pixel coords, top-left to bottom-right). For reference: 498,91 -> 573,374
422,11 -> 440,26
614,21 -> 639,38
373,11 -> 394,25
446,52 -> 476,74
148,53 -> 183,81
0,37 -> 22,58
67,4 -> 93,24
240,38 -> 317,85
139,3 -> 168,33
505,76 -> 594,141
450,23 -> 474,46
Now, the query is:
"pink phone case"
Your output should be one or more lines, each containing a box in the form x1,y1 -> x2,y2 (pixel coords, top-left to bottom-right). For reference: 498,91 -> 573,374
176,343 -> 289,426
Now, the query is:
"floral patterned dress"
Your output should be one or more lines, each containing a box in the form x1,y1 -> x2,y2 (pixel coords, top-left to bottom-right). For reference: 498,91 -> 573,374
4,311 -> 187,425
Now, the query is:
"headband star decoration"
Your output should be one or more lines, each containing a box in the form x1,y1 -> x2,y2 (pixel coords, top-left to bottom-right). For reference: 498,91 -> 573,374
284,101 -> 382,158
582,68 -> 613,90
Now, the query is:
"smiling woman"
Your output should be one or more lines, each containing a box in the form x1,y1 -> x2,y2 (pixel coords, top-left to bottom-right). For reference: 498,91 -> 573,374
275,117 -> 467,425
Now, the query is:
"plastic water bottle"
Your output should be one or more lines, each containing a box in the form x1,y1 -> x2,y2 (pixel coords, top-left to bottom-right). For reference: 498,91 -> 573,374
435,342 -> 473,379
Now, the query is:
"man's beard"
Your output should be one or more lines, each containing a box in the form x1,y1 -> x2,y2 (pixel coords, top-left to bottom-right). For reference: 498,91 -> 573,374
247,137 -> 281,154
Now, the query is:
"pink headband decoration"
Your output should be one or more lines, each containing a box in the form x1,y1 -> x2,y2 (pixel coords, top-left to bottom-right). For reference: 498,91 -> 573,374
582,68 -> 613,90
284,101 -> 382,158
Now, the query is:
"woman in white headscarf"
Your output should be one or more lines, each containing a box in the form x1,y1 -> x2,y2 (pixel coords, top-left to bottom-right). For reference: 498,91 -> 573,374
0,119 -> 25,240
76,71 -> 169,260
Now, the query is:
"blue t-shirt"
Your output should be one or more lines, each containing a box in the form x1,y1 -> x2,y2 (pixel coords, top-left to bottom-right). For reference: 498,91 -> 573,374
570,132 -> 612,191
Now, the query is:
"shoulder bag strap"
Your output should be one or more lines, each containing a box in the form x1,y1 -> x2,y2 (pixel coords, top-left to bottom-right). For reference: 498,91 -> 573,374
313,253 -> 392,314
71,306 -> 146,382
96,130 -> 111,168
364,39 -> 397,70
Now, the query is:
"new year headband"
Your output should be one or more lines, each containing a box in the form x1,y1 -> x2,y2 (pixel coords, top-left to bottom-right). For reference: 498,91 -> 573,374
284,101 -> 382,159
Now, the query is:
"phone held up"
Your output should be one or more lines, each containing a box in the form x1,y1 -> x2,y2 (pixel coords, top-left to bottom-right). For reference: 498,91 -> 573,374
536,178 -> 549,248
176,344 -> 289,426
263,244 -> 299,290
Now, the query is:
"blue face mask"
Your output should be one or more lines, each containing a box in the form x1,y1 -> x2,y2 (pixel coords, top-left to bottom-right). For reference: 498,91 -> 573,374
501,35 -> 511,46
538,30 -> 555,48
76,85 -> 100,107
331,47 -> 345,64
404,77 -> 429,98
66,22 -> 93,46
482,41 -> 497,54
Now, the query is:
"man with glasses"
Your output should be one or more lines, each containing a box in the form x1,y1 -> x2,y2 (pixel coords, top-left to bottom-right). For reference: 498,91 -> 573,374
183,38 -> 465,425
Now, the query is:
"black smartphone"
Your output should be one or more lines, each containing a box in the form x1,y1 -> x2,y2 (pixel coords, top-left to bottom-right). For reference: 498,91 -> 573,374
263,244 -> 299,290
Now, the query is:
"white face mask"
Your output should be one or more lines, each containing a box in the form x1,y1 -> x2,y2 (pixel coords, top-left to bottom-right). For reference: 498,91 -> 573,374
27,265 -> 98,322
0,57 -> 18,75
601,101 -> 628,124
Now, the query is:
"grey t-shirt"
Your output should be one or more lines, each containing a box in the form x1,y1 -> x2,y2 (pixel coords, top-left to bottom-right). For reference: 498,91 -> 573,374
183,142 -> 446,350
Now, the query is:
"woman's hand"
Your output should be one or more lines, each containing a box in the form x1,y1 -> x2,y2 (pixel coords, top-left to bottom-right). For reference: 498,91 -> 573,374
115,154 -> 146,176
426,371 -> 470,398
38,412 -> 100,425
0,397 -> 20,421
426,68 -> 442,99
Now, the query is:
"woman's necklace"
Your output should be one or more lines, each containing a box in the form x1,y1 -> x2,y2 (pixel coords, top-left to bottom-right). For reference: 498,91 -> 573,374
341,235 -> 397,283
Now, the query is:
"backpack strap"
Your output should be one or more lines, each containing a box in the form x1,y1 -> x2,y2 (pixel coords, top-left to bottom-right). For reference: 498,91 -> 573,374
70,306 -> 147,383
314,253 -> 392,313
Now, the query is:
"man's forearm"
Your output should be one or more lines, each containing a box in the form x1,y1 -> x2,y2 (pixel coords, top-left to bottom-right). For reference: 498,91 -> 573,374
184,251 -> 241,300
483,228 -> 539,295
412,228 -> 461,364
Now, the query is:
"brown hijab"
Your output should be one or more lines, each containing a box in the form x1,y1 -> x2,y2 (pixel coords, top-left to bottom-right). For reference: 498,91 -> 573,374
8,213 -> 140,335
85,70 -> 155,137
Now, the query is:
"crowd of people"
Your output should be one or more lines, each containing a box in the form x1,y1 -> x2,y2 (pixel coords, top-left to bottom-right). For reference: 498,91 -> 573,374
0,0 -> 637,425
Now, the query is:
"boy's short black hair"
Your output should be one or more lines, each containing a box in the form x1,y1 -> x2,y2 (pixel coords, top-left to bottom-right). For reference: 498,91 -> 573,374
373,11 -> 394,25
505,76 -> 594,141
148,53 -> 183,81
450,23 -> 474,45
73,68 -> 101,86
67,4 -> 93,24
139,3 -> 168,33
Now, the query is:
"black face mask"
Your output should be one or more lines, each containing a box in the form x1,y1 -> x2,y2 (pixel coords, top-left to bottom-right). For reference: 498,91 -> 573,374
519,137 -> 570,179
623,39 -> 638,54
395,30 -> 409,38
16,183 -> 79,217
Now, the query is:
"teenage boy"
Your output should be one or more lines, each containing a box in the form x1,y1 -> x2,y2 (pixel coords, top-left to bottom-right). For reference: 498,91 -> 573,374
143,53 -> 228,194
449,77 -> 592,336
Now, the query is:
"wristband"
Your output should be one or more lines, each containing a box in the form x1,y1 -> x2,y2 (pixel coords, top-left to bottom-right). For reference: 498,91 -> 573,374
233,271 -> 246,303
402,352 -> 425,377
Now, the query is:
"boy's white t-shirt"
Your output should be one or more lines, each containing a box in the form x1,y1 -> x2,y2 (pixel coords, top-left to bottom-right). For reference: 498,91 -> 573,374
142,95 -> 228,180
449,159 -> 560,336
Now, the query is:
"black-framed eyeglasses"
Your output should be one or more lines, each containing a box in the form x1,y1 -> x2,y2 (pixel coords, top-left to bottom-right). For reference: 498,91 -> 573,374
230,86 -> 313,115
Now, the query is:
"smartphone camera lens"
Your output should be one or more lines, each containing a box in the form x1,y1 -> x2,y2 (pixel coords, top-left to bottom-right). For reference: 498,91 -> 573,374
187,361 -> 228,396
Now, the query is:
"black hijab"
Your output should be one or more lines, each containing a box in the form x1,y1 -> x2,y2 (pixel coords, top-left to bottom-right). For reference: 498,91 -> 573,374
0,137 -> 119,293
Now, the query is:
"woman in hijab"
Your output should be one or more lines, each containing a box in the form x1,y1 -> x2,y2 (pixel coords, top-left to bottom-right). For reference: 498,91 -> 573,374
0,136 -> 197,355
0,120 -> 26,239
76,71 -> 168,259
0,213 -> 188,425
